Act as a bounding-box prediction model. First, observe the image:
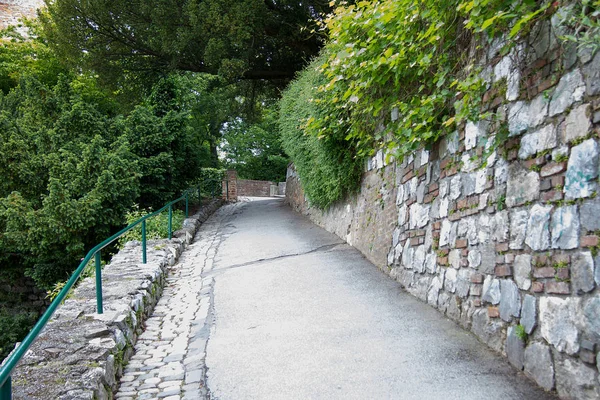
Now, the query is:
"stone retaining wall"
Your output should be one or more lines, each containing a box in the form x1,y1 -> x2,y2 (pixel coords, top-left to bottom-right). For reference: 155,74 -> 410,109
286,11 -> 600,399
9,199 -> 222,400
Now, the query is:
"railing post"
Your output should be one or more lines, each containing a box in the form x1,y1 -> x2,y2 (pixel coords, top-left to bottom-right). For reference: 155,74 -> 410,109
185,192 -> 189,218
198,186 -> 202,205
226,179 -> 229,201
95,252 -> 103,314
0,376 -> 11,400
142,220 -> 147,264
168,205 -> 172,240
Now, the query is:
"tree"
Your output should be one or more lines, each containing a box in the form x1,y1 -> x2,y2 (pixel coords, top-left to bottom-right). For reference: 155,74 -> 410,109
0,75 -> 140,287
221,106 -> 288,182
41,0 -> 333,89
0,20 -> 67,93
121,75 -> 216,207
182,73 -> 239,166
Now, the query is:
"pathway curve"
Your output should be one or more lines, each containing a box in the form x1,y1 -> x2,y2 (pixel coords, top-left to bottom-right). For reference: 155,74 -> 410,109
116,197 -> 557,400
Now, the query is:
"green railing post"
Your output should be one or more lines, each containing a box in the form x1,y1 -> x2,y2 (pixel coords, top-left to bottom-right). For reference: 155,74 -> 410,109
142,220 -> 147,264
0,376 -> 11,400
185,192 -> 189,218
95,252 -> 103,314
168,205 -> 173,240
198,186 -> 202,205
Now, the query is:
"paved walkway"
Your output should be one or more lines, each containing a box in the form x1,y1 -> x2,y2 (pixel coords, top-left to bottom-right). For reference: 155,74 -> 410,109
116,197 -> 557,400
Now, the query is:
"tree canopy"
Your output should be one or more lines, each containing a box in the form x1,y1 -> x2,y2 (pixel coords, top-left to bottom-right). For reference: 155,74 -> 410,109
41,0 -> 332,88
0,23 -> 223,289
221,106 -> 287,182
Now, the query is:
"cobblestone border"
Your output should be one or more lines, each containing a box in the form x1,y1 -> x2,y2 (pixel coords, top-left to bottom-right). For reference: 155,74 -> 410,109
10,199 -> 223,400
115,203 -> 237,400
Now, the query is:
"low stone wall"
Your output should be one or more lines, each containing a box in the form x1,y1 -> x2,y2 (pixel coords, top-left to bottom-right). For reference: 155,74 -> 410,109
286,15 -> 600,399
9,199 -> 222,400
237,179 -> 276,197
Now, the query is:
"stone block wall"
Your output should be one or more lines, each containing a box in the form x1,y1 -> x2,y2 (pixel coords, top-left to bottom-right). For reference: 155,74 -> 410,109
286,12 -> 600,399
8,199 -> 222,400
278,182 -> 286,196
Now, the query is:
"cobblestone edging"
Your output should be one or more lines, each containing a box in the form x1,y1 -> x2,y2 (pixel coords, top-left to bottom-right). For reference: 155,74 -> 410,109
286,8 -> 600,399
10,199 -> 223,400
114,203 -> 238,400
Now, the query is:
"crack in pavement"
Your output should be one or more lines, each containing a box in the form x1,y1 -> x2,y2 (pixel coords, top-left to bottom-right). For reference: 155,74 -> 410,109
207,242 -> 347,275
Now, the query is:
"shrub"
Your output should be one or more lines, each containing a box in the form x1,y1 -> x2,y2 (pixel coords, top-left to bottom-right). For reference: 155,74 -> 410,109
279,54 -> 363,209
0,310 -> 38,361
117,206 -> 186,248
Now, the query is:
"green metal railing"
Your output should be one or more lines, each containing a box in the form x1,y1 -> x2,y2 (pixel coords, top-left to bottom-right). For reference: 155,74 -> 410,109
0,177 -> 227,399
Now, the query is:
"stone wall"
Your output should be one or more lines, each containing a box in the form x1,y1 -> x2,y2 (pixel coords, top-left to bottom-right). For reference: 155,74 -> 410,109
278,182 -> 286,196
0,0 -> 43,31
286,13 -> 600,399
237,179 -> 277,197
8,199 -> 222,400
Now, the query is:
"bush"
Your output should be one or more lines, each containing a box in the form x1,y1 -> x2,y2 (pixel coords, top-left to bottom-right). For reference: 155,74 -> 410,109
117,206 -> 186,247
197,168 -> 226,199
279,54 -> 363,209
0,75 -> 140,288
0,310 -> 37,361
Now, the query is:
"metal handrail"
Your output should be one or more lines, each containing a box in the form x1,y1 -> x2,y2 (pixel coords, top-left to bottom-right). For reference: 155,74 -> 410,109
0,176 -> 226,399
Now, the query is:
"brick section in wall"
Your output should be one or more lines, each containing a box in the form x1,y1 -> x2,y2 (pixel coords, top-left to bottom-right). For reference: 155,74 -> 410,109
237,179 -> 277,197
223,170 -> 238,202
286,11 -> 600,400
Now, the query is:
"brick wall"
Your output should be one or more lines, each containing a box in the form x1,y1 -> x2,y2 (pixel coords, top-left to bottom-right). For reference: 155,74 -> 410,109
286,12 -> 600,399
237,179 -> 276,197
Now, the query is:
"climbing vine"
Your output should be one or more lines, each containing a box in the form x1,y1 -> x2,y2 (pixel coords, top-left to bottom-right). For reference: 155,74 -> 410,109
308,0 -> 555,161
558,0 -> 600,52
281,0 -> 594,209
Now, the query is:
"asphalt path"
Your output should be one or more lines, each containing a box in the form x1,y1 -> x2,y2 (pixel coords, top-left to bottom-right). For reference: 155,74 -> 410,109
203,197 -> 557,400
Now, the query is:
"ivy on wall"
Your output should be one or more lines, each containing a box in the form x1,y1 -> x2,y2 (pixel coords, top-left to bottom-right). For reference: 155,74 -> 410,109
279,54 -> 363,209
280,0 -> 597,209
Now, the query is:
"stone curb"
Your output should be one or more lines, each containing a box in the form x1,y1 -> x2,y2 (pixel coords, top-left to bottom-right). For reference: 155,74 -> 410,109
11,199 -> 223,400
